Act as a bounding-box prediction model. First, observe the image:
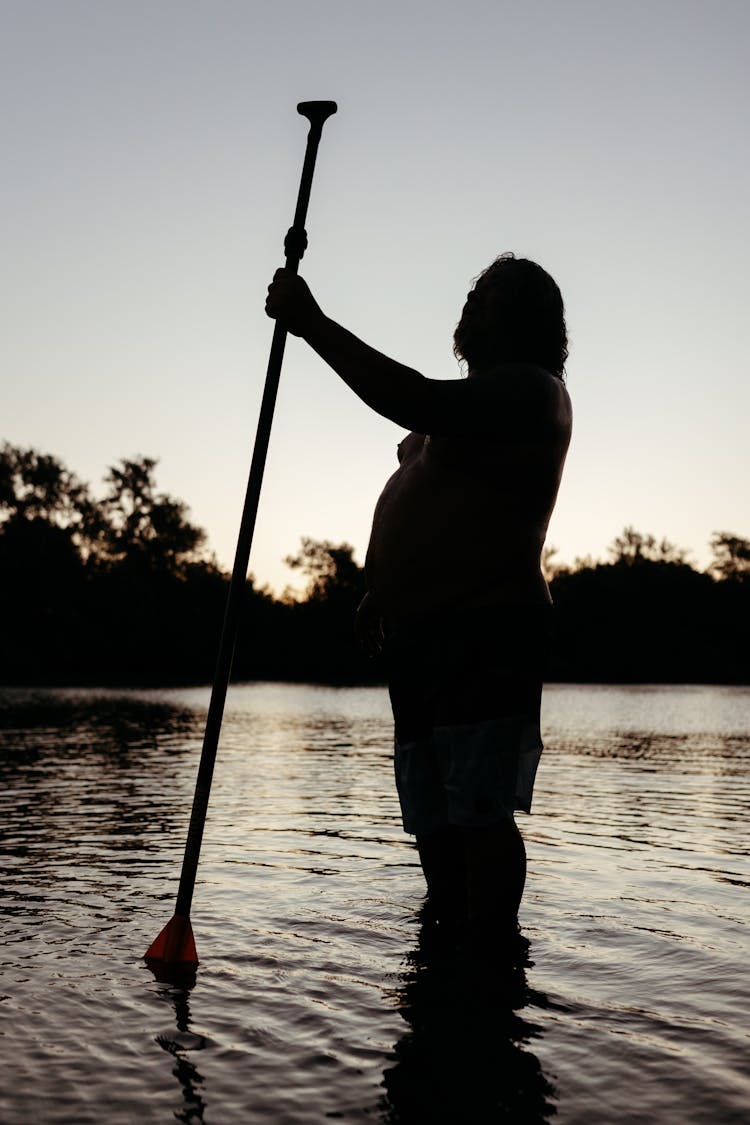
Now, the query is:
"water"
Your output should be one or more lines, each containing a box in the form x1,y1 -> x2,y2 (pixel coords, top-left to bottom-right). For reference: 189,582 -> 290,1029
0,682 -> 748,1123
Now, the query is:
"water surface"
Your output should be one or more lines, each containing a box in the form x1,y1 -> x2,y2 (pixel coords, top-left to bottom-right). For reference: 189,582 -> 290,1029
1,683 -> 748,1122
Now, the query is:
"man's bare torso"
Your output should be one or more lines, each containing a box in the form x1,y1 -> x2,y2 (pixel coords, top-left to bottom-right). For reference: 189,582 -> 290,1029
365,374 -> 572,627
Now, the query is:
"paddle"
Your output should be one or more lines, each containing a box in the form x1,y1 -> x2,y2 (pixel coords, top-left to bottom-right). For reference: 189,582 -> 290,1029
145,100 -> 338,967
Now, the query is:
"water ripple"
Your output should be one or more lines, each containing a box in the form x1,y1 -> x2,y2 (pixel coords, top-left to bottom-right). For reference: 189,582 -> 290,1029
0,683 -> 748,1123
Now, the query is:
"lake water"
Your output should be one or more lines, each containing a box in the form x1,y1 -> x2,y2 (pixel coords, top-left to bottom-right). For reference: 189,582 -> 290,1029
0,682 -> 748,1123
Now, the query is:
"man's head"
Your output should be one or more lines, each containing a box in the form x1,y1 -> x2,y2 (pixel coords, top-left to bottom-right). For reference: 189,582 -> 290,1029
453,254 -> 568,380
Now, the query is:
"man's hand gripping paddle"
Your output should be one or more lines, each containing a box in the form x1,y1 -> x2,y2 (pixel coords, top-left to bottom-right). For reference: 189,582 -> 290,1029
145,101 -> 337,969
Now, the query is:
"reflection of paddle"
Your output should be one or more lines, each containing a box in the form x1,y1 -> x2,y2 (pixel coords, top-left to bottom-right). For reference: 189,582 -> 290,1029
145,101 -> 337,967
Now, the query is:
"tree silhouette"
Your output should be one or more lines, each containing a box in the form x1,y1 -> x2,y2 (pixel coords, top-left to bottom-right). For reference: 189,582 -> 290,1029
0,442 -> 103,558
608,525 -> 690,567
709,532 -> 750,582
284,537 -> 365,603
1,443 -> 83,524
101,456 -> 206,574
281,538 -> 374,683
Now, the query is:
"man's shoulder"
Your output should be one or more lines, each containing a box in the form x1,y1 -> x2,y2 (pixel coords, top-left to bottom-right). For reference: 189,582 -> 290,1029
468,363 -> 571,436
474,361 -> 566,398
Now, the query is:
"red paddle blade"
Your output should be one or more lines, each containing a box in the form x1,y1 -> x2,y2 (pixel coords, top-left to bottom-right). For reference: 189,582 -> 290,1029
144,914 -> 198,966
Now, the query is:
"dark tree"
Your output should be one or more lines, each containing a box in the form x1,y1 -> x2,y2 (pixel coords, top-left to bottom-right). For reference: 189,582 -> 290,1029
0,446 -> 218,684
281,538 -> 375,683
709,532 -> 750,582
608,525 -> 690,567
284,537 -> 365,602
101,456 -> 206,574
0,442 -> 104,556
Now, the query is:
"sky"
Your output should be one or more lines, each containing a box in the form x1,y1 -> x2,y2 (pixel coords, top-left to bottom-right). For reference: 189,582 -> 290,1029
3,0 -> 749,593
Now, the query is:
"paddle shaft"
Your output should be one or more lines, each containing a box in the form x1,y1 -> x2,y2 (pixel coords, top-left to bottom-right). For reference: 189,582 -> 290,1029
173,102 -> 337,920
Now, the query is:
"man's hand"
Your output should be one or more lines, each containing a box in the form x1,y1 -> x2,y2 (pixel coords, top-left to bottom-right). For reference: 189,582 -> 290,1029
265,270 -> 325,338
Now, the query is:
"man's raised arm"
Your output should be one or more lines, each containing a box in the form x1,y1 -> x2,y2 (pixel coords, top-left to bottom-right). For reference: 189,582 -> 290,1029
265,270 -> 566,438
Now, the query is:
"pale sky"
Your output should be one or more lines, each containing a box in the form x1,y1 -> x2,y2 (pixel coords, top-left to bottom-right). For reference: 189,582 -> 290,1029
3,0 -> 749,592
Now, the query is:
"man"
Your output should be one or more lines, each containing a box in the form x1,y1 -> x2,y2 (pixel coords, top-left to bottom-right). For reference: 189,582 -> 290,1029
266,253 -> 572,943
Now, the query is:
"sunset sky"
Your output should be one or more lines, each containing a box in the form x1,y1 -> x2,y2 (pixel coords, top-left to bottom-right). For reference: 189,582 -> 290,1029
3,0 -> 749,592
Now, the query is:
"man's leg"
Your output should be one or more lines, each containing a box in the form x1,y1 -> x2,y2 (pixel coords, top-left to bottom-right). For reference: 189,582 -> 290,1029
463,817 -> 526,931
416,826 -> 467,928
416,818 -> 527,930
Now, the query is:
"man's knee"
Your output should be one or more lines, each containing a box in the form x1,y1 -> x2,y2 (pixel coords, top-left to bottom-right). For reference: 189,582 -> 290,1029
465,816 -> 522,854
416,825 -> 464,873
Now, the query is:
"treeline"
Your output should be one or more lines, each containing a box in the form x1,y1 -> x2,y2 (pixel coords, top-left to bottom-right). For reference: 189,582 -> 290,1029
546,529 -> 749,683
1,443 -> 748,686
0,444 -> 372,686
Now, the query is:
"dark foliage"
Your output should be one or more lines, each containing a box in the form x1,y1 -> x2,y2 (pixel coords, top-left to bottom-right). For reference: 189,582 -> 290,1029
549,559 -> 748,683
1,445 -> 747,686
0,445 -> 381,686
546,525 -> 750,683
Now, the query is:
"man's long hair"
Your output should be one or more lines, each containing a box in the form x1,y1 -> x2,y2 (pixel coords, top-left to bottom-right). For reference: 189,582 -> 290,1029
453,254 -> 568,380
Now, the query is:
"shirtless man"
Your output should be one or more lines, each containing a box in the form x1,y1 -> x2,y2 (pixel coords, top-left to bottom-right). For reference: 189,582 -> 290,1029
266,253 -> 572,943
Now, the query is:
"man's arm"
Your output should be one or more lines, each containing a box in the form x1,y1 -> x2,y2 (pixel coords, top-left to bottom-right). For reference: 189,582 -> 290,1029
265,270 -> 566,438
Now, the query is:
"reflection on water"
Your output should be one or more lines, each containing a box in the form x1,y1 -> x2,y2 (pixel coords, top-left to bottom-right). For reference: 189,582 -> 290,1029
149,922 -> 558,1125
0,683 -> 748,1123
382,917 -> 557,1123
153,982 -> 207,1125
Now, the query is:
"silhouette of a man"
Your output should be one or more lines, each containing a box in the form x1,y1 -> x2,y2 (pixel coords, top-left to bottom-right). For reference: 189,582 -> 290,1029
266,254 -> 572,944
